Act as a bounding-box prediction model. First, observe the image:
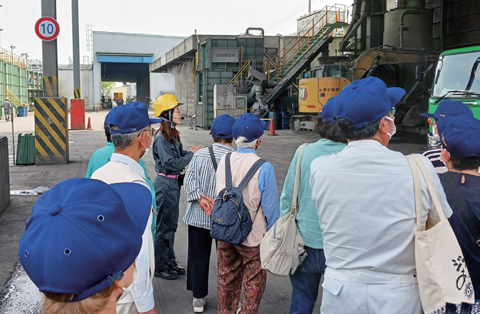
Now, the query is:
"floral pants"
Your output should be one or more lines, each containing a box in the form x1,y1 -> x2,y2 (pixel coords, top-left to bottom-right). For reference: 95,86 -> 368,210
217,241 -> 266,314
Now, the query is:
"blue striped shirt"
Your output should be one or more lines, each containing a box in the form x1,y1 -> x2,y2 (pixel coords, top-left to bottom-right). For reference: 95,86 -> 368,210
182,143 -> 234,229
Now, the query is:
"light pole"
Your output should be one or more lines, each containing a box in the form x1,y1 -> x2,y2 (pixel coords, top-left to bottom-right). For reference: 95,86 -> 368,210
10,45 -> 15,63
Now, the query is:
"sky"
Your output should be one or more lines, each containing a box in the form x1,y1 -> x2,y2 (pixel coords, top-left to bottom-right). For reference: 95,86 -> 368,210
1,0 -> 353,64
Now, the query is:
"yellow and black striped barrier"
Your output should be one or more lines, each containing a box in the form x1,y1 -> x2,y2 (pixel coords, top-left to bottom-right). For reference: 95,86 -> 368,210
74,88 -> 81,99
43,77 -> 58,97
34,97 -> 69,165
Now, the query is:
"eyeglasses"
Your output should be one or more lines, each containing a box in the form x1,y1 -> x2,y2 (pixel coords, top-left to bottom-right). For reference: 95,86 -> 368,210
138,128 -> 155,137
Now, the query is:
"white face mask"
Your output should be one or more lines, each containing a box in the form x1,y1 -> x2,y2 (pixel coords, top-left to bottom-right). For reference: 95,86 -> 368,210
142,132 -> 154,157
385,116 -> 396,139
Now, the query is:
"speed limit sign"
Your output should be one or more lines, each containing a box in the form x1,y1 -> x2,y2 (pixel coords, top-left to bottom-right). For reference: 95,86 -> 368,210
35,17 -> 60,41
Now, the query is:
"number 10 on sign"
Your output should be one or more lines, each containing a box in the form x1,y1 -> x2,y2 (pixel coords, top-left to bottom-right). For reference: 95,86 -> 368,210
35,17 -> 60,42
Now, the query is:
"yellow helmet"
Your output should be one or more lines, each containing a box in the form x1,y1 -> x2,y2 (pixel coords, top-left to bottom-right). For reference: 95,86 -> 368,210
154,94 -> 181,117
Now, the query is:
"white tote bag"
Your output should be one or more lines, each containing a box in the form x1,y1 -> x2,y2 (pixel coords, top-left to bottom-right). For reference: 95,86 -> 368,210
407,155 -> 475,314
260,144 -> 307,276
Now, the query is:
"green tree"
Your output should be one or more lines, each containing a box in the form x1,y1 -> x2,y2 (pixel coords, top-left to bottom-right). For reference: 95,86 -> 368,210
101,81 -> 115,95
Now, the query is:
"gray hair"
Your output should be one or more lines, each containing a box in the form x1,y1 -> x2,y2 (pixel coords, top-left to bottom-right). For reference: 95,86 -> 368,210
235,136 -> 258,148
110,126 -> 142,150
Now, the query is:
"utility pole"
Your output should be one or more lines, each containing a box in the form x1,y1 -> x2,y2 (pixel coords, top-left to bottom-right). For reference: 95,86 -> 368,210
72,0 -> 81,98
308,0 -> 311,14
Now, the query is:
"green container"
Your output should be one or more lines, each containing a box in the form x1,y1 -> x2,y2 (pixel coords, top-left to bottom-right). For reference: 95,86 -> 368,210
16,133 -> 35,165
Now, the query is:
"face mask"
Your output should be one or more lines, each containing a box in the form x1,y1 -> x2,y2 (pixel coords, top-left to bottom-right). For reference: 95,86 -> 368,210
142,132 -> 154,157
385,116 -> 396,138
119,266 -> 138,300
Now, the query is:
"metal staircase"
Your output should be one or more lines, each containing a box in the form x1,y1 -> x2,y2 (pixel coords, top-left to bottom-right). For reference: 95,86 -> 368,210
264,20 -> 347,106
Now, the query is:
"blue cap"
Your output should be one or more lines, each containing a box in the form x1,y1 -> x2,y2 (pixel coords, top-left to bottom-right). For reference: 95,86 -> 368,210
319,96 -> 337,122
19,178 -> 152,301
104,106 -> 121,129
442,115 -> 480,161
335,77 -> 405,129
211,114 -> 235,138
232,113 -> 266,142
108,102 -> 162,134
420,100 -> 471,119
430,100 -> 474,135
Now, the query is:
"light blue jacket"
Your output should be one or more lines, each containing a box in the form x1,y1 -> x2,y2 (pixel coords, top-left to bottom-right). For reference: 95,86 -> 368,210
279,139 -> 345,249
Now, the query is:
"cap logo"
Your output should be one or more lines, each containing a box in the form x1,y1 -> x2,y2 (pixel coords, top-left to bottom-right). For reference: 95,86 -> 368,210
439,114 -> 445,117
442,134 -> 447,147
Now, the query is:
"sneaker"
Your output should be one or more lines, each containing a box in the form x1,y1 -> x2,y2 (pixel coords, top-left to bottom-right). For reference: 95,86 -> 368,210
154,269 -> 179,280
193,297 -> 206,313
169,261 -> 186,275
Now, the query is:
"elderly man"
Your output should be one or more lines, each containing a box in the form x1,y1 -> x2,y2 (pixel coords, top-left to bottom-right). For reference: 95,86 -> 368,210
86,106 -> 158,242
91,102 -> 161,314
310,77 -> 453,314
215,113 -> 280,314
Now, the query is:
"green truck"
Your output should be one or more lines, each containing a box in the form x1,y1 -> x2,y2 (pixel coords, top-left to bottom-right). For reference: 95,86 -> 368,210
429,45 -> 480,118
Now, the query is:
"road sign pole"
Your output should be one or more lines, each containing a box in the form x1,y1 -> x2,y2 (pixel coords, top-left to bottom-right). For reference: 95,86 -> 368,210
41,0 -> 58,97
72,0 -> 81,99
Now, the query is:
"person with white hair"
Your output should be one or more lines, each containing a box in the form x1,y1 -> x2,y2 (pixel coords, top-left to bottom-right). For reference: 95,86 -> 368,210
215,113 -> 280,314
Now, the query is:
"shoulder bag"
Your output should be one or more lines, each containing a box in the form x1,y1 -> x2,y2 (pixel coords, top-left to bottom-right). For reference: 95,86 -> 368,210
406,154 -> 475,314
260,144 -> 307,275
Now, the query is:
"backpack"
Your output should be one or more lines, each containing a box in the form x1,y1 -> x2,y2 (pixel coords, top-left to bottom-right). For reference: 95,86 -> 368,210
210,153 -> 265,245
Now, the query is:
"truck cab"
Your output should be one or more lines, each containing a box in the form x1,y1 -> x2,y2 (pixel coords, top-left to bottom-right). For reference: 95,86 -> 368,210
429,46 -> 480,119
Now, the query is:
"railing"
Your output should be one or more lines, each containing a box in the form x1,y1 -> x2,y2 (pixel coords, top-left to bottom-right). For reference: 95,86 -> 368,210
229,59 -> 252,89
0,48 -> 28,68
269,3 -> 348,82
5,86 -> 25,111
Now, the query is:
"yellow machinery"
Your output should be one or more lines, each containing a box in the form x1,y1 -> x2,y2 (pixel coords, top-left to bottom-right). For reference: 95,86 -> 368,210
290,64 -> 350,132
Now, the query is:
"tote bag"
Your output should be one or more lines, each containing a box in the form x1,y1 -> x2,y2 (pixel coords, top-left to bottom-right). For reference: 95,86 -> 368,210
407,155 -> 475,314
260,144 -> 307,275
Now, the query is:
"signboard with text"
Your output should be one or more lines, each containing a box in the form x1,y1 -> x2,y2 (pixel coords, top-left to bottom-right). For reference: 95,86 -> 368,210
212,48 -> 240,63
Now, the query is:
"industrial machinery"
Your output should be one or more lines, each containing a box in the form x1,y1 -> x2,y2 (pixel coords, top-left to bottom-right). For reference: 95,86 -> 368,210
213,84 -> 247,118
291,64 -> 350,132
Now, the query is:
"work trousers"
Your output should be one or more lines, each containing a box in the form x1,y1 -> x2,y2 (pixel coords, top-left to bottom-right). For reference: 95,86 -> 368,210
289,246 -> 326,314
217,241 -> 266,314
187,225 -> 213,299
154,175 -> 180,271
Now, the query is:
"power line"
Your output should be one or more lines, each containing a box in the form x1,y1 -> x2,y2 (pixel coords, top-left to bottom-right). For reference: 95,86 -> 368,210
265,0 -> 321,31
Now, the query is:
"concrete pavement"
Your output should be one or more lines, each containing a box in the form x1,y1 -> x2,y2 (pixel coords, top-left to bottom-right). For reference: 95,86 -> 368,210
0,109 -> 428,313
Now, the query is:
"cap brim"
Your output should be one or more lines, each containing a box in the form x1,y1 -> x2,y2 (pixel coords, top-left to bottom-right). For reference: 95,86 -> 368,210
109,183 -> 152,233
420,112 -> 436,118
387,87 -> 406,108
149,118 -> 162,124
260,120 -> 266,129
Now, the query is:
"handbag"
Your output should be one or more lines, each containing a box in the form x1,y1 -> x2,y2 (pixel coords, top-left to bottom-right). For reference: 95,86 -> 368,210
406,154 -> 475,314
260,144 -> 307,275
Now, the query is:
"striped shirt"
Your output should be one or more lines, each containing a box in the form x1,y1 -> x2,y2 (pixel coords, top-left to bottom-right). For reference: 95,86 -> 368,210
422,148 -> 447,174
182,143 -> 234,229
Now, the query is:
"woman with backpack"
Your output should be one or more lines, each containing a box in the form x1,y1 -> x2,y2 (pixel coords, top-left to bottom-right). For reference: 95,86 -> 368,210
152,94 -> 203,280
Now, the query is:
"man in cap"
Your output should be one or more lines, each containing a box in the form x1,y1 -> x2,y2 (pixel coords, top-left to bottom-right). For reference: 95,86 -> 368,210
421,100 -> 474,174
91,101 -> 161,314
279,98 -> 346,314
215,113 -> 280,314
310,77 -> 452,313
19,178 -> 152,314
86,106 -> 158,243
3,98 -> 11,122
183,114 -> 236,313
439,115 -> 480,307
